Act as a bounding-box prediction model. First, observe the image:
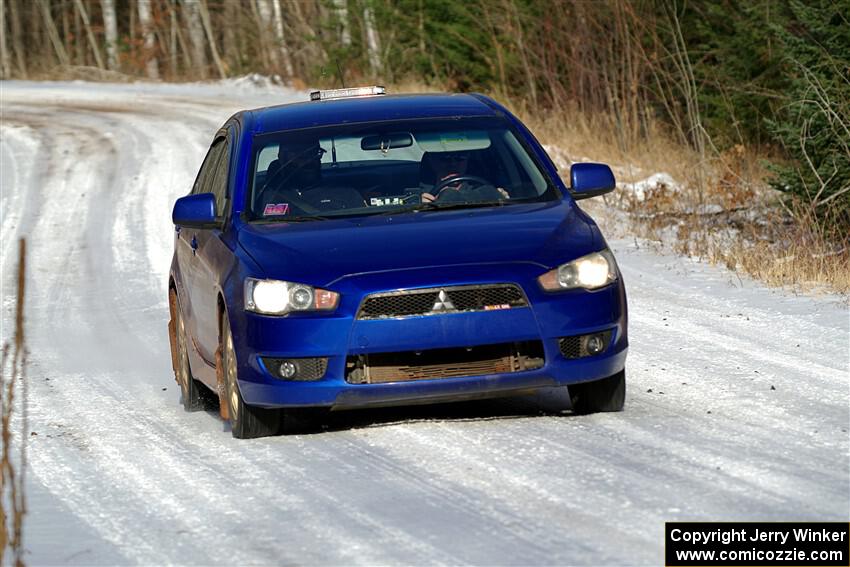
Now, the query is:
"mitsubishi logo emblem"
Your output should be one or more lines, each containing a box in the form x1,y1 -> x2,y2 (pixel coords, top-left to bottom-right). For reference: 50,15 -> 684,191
431,289 -> 455,312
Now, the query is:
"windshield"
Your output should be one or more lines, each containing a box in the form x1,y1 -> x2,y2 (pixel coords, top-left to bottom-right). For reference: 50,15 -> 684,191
248,117 -> 557,221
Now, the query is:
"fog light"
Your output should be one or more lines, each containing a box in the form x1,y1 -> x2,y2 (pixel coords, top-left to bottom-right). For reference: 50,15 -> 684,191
279,360 -> 298,379
585,334 -> 605,355
262,357 -> 329,381
558,330 -> 612,359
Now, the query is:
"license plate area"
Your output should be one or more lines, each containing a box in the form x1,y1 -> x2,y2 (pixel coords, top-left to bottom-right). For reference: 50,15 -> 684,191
345,341 -> 544,384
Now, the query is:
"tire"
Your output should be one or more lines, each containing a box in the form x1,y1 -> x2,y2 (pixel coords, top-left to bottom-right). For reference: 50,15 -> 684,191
569,369 -> 626,414
173,291 -> 210,412
221,311 -> 281,439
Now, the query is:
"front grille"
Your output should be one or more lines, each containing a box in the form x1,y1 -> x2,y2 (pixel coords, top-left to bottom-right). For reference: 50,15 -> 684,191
359,291 -> 439,319
345,341 -> 544,384
357,284 -> 528,320
447,286 -> 525,311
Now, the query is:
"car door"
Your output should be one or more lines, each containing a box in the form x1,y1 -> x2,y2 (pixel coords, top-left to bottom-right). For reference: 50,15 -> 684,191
192,131 -> 237,364
177,137 -> 226,357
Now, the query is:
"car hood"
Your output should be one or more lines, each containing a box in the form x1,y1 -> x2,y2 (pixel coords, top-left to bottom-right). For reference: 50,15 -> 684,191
237,201 -> 601,287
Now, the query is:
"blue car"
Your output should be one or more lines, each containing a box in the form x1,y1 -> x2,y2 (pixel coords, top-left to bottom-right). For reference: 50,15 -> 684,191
168,86 -> 628,438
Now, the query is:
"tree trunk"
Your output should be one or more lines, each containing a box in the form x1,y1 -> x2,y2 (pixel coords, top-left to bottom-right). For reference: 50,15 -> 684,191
38,0 -> 71,68
182,0 -> 208,78
254,0 -> 277,70
173,0 -> 193,73
74,0 -> 104,69
8,0 -> 26,77
0,0 -> 10,78
362,3 -> 382,77
332,0 -> 350,47
73,4 -> 84,65
137,0 -> 159,78
270,0 -> 294,78
198,0 -> 226,79
222,0 -> 238,73
129,0 -> 136,60
505,0 -> 537,107
60,2 -> 72,65
290,0 -> 326,67
167,0 -> 179,76
100,0 -> 119,70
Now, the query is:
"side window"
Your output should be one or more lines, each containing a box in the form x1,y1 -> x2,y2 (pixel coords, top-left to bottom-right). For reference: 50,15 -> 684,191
192,139 -> 225,196
209,138 -> 231,218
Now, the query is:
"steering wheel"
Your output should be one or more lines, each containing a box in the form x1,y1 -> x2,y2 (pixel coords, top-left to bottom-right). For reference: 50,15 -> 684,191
432,175 -> 492,199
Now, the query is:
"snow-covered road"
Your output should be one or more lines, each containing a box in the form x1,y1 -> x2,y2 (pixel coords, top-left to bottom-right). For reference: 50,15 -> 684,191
1,81 -> 848,565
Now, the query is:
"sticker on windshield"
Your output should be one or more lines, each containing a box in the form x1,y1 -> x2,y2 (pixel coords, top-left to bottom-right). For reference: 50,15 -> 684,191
370,197 -> 404,206
263,203 -> 290,216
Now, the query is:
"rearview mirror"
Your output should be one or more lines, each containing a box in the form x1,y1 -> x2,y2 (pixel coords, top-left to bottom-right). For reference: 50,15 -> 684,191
172,193 -> 217,228
570,163 -> 615,200
361,132 -> 413,151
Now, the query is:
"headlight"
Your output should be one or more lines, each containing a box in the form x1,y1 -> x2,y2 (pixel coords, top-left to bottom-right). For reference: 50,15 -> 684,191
538,250 -> 618,291
244,278 -> 339,315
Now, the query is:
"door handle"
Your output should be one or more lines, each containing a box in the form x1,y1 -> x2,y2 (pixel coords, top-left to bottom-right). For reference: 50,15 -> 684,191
191,235 -> 198,255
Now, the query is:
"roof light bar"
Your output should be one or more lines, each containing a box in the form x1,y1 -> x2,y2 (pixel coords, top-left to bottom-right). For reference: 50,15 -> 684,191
310,86 -> 386,101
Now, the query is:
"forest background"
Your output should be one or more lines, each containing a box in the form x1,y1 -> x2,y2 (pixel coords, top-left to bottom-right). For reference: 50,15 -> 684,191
1,0 -> 848,292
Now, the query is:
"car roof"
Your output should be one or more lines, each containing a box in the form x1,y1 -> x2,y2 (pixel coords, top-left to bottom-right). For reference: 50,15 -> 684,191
244,93 -> 501,135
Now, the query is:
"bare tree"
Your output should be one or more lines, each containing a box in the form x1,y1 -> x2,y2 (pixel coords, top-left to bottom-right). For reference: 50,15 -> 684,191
221,0 -> 240,72
38,0 -> 70,69
7,0 -> 25,76
289,0 -> 327,70
198,0 -> 226,78
181,0 -> 208,78
362,2 -> 382,77
100,0 -> 119,70
270,0 -> 294,78
74,0 -> 105,69
504,0 -> 536,107
332,0 -> 351,47
254,0 -> 277,70
0,0 -> 10,78
137,0 -> 159,78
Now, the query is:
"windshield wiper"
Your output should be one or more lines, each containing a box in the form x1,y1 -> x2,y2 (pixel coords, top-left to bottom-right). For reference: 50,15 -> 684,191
251,214 -> 333,223
381,200 -> 510,215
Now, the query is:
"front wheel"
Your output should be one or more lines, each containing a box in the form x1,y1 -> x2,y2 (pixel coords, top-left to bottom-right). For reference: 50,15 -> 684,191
569,369 -> 626,414
221,311 -> 281,439
171,289 -> 210,412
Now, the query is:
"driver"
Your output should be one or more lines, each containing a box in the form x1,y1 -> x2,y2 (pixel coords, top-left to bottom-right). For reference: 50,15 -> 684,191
420,151 -> 509,203
260,140 -> 365,215
265,140 -> 325,196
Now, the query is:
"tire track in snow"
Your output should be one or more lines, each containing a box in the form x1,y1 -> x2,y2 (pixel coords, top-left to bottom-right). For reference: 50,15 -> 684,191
8,91 -> 462,565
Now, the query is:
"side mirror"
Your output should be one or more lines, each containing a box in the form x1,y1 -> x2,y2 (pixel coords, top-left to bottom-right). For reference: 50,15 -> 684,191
569,163 -> 615,200
172,193 -> 217,228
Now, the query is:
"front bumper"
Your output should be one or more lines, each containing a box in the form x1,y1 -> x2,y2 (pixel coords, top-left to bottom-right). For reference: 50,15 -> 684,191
232,265 -> 628,409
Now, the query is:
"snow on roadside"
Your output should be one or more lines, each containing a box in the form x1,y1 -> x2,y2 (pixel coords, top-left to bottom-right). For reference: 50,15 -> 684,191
540,143 -> 681,204
214,73 -> 291,92
619,172 -> 680,202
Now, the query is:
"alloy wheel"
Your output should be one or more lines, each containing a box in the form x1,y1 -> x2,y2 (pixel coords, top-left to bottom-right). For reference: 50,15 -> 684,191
225,329 -> 239,423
